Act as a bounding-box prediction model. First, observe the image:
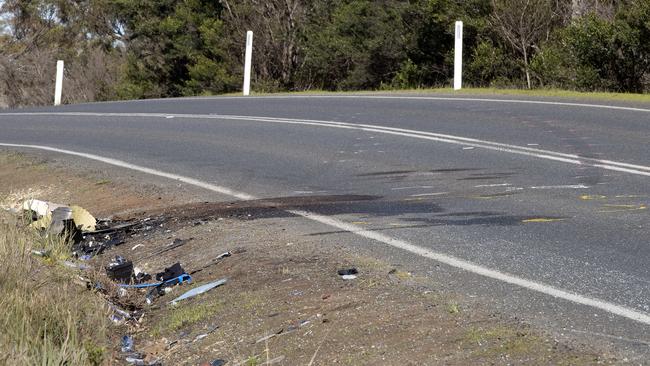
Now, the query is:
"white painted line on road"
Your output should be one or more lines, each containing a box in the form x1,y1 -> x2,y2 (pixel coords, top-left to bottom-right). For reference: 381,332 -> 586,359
529,185 -> 590,189
474,183 -> 512,188
391,186 -> 434,190
409,192 -> 449,197
4,111 -> 650,177
1,142 -> 649,326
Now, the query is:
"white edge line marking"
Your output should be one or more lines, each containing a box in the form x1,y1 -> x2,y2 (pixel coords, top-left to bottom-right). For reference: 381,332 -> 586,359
1,142 -> 649,326
3,112 -> 650,176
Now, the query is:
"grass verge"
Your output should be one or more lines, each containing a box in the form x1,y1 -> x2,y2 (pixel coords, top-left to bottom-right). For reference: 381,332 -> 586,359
228,87 -> 650,104
0,211 -> 109,365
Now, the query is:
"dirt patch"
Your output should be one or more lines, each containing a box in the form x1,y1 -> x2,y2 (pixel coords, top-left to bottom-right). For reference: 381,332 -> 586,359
0,151 -> 621,365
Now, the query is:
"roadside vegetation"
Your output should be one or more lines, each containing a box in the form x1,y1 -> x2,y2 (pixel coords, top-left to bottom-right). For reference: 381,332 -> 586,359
1,0 -> 649,108
0,211 -> 108,365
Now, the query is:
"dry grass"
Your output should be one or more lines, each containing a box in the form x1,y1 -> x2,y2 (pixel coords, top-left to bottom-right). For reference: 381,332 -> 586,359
226,87 -> 650,103
0,211 -> 109,365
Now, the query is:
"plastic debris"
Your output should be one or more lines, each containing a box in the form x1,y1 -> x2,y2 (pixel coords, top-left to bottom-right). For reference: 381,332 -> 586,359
210,360 -> 227,366
31,249 -> 51,257
194,334 -> 208,342
155,262 -> 185,282
125,357 -> 145,365
216,251 -> 231,260
70,205 -> 96,231
134,267 -> 152,284
338,268 -> 358,279
23,200 -> 96,237
170,278 -> 227,304
121,335 -> 134,353
106,256 -> 134,283
22,199 -> 65,217
190,250 -> 236,275
110,314 -> 125,324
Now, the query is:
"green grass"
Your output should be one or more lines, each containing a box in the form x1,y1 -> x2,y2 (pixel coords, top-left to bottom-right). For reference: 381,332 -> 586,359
152,300 -> 223,337
0,211 -> 108,365
94,179 -> 111,186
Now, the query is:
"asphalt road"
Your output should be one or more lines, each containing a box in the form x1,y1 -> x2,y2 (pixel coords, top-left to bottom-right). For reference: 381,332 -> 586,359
2,94 -> 649,358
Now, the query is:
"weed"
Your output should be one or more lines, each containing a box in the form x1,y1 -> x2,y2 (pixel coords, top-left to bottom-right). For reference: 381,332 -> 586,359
152,301 -> 223,336
245,355 -> 261,366
95,179 -> 111,185
447,302 -> 460,314
84,342 -> 105,366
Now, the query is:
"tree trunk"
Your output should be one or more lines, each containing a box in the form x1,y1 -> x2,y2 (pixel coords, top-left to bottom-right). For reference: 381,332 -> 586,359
523,44 -> 531,89
571,0 -> 583,20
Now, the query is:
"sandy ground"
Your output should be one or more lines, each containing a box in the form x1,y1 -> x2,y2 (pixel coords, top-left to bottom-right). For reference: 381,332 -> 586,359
0,150 -> 623,365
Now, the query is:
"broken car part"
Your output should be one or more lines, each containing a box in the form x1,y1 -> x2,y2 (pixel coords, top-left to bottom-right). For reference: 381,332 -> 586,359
170,278 -> 227,304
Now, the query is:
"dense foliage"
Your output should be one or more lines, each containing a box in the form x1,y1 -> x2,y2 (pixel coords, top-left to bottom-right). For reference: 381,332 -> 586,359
1,0 -> 648,106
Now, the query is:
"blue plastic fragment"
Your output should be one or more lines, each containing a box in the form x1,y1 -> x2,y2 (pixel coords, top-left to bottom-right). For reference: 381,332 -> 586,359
170,278 -> 227,304
121,335 -> 134,353
118,273 -> 192,289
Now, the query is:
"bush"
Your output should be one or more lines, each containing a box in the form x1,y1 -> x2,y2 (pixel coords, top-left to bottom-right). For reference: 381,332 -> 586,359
561,11 -> 649,92
466,40 -> 518,87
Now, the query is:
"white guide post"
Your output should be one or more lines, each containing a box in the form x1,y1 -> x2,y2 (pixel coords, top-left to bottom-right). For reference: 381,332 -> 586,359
243,31 -> 253,96
453,21 -> 463,91
54,60 -> 64,106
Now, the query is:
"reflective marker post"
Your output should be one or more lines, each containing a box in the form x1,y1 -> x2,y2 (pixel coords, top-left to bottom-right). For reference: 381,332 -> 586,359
454,21 -> 463,91
54,60 -> 64,106
243,31 -> 253,96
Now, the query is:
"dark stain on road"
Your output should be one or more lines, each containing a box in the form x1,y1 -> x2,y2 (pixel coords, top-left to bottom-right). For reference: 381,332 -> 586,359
140,195 -> 443,223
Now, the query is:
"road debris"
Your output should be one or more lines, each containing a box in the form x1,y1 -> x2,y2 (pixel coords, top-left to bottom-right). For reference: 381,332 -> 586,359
156,262 -> 186,282
170,278 -> 227,304
337,268 -> 358,280
70,205 -> 96,231
106,256 -> 134,283
255,328 -> 284,343
209,360 -> 227,366
121,335 -> 135,353
216,251 -> 232,259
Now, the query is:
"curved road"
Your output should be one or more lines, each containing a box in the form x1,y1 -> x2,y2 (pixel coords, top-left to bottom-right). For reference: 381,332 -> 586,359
1,94 -> 649,356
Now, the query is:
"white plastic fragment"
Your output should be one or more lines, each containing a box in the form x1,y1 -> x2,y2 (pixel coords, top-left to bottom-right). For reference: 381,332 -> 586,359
22,199 -> 61,216
170,278 -> 227,304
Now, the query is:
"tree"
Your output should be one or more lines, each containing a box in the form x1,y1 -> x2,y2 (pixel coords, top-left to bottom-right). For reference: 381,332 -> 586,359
220,0 -> 307,90
490,0 -> 567,88
0,0 -> 121,107
110,0 -> 235,98
299,0 -> 408,90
